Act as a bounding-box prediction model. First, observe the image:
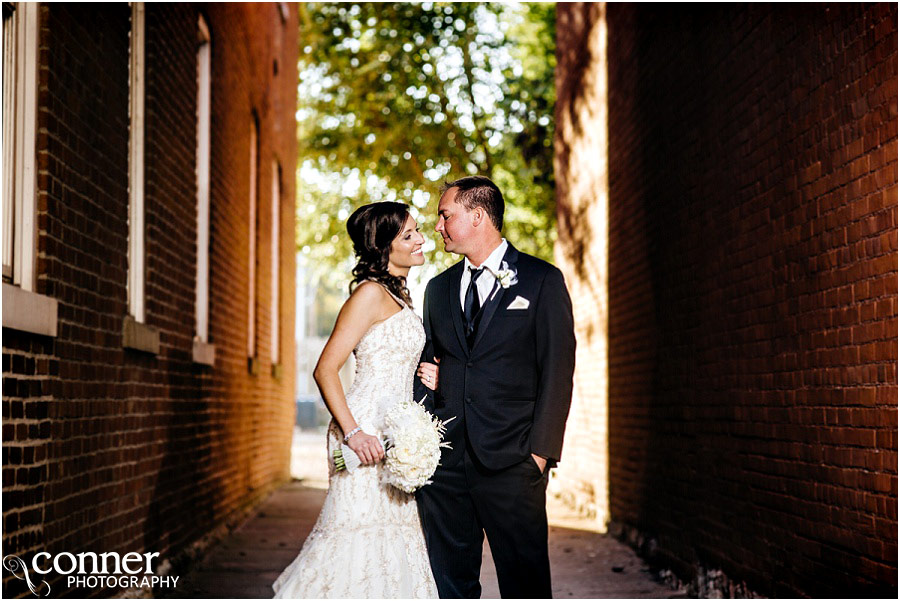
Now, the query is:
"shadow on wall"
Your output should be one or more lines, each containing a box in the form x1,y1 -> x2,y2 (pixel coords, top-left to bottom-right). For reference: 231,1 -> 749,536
144,357 -> 217,590
605,3 -> 710,584
605,3 -> 898,597
556,4 -> 600,287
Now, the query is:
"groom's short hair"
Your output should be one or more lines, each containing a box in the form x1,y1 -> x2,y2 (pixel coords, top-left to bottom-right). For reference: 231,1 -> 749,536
440,175 -> 504,231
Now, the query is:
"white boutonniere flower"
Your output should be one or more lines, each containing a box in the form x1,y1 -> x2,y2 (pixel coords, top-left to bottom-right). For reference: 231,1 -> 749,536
488,261 -> 518,300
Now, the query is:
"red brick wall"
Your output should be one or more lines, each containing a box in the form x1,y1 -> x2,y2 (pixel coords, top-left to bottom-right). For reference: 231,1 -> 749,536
2,3 -> 297,598
556,3 -> 897,597
203,0 -> 298,522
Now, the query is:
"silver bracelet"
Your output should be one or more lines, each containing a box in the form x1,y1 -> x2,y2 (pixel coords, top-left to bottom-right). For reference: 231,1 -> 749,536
343,426 -> 362,443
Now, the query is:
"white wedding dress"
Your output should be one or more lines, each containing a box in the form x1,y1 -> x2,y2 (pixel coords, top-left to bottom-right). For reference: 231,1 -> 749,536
272,291 -> 438,599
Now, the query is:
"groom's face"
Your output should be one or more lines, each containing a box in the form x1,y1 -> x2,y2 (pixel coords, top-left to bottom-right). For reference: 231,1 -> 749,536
435,187 -> 475,255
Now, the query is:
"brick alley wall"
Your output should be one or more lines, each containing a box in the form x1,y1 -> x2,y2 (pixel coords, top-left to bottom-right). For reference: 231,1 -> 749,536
2,3 -> 297,598
552,2 -> 611,527
555,3 -> 897,597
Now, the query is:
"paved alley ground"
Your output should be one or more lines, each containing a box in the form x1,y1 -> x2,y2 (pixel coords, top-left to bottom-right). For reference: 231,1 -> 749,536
160,430 -> 679,599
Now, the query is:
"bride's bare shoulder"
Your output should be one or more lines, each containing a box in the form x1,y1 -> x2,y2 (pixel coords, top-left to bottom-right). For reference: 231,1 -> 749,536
344,281 -> 396,316
350,280 -> 388,301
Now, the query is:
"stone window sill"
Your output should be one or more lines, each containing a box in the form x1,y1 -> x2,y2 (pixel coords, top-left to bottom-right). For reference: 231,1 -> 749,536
193,339 -> 216,366
123,315 -> 159,354
2,283 -> 58,337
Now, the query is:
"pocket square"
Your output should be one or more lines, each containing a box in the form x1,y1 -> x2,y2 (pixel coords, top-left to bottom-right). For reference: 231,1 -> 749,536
507,296 -> 530,310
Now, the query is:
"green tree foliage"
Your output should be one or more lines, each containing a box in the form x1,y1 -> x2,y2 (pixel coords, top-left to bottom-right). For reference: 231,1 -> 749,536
296,2 -> 557,297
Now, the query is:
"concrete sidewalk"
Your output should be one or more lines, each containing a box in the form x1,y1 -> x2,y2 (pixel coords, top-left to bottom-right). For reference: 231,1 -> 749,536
162,480 -> 676,599
160,430 -> 678,599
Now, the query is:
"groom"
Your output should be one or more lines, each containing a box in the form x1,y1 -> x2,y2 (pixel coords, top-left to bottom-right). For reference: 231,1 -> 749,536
416,175 -> 576,598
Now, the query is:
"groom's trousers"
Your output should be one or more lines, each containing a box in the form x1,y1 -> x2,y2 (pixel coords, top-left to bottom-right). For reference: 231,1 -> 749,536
417,438 -> 551,599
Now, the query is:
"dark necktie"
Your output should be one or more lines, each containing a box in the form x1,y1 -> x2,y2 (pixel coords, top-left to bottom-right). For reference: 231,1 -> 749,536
463,266 -> 484,344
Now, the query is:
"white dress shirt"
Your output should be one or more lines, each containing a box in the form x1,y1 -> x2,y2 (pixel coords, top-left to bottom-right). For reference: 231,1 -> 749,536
459,239 -> 509,311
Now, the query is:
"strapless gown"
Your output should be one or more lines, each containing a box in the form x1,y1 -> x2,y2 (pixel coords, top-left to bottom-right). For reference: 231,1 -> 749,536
272,296 -> 438,598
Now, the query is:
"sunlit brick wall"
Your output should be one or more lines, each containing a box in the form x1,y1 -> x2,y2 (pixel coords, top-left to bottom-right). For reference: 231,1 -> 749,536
2,4 -> 297,598
202,0 -> 298,534
556,3 -> 897,597
552,2 -> 610,528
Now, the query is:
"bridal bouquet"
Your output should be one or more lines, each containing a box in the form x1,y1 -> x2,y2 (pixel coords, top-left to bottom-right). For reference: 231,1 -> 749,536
333,396 -> 453,493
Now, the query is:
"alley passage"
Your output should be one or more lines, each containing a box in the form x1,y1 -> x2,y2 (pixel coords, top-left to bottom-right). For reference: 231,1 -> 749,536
162,429 -> 675,599
164,481 -> 677,599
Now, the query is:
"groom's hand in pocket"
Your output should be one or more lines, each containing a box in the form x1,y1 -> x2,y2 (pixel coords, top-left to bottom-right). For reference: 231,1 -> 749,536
531,453 -> 547,474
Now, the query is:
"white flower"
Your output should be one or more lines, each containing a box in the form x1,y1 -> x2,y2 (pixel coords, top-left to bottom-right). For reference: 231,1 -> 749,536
492,261 -> 518,289
333,396 -> 453,492
380,396 -> 453,493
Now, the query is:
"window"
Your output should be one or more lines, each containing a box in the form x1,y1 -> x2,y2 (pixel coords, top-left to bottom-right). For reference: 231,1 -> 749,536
122,2 -> 157,353
271,161 -> 281,366
3,1 -> 39,290
248,116 -> 259,363
128,1 -> 146,323
1,2 -> 56,339
195,14 -> 211,343
192,12 -> 215,365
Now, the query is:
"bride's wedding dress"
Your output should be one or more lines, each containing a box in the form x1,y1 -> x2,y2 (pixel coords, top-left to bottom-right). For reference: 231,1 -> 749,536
272,290 -> 438,599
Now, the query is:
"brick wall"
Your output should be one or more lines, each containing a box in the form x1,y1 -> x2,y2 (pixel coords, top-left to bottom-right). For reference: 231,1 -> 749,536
552,2 -> 611,527
556,3 -> 897,597
2,3 -> 297,598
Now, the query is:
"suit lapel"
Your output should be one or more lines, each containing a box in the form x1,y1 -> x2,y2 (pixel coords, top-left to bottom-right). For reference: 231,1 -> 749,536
471,244 -> 520,351
446,262 -> 469,356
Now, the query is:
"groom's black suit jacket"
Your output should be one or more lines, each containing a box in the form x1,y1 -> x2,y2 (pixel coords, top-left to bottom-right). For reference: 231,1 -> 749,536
418,243 -> 576,471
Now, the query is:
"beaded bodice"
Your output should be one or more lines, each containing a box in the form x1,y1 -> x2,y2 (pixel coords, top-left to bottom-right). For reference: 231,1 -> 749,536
344,297 -> 426,429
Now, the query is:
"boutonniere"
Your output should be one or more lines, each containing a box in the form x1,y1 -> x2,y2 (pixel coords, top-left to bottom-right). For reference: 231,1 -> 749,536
488,261 -> 518,300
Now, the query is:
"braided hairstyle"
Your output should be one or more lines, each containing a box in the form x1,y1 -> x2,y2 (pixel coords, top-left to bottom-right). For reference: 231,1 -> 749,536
346,201 -> 413,306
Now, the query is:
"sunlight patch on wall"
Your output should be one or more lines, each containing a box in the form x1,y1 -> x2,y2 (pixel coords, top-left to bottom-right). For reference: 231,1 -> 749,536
551,3 -> 609,532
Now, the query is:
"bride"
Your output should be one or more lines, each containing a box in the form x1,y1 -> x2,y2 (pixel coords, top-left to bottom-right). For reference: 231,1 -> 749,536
272,202 -> 438,598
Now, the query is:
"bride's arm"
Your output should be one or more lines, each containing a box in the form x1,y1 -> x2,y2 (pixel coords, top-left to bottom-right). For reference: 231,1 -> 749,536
313,282 -> 388,465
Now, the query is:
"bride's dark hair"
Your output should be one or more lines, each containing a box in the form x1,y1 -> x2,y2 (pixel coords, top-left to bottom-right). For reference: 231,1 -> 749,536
346,201 -> 414,306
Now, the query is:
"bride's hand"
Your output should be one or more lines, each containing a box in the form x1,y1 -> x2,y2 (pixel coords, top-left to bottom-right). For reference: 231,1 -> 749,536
417,357 -> 440,391
346,431 -> 384,465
